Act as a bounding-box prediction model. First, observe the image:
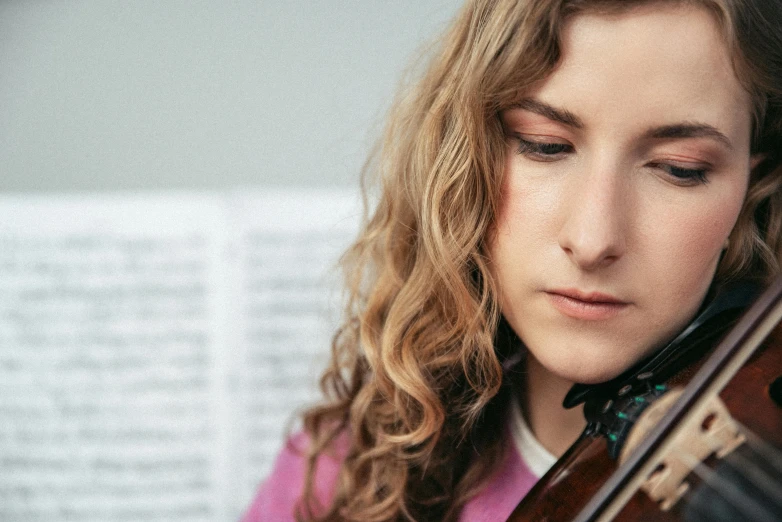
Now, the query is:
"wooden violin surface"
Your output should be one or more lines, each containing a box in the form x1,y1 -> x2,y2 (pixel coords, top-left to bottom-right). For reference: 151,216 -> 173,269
508,291 -> 782,521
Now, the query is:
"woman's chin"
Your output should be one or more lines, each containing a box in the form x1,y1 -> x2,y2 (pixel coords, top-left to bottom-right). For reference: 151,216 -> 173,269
531,346 -> 642,386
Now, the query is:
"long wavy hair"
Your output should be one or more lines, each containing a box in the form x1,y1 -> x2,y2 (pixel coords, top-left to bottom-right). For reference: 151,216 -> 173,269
296,0 -> 782,520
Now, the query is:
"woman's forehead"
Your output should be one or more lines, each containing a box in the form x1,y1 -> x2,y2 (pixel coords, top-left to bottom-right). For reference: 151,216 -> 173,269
521,2 -> 753,149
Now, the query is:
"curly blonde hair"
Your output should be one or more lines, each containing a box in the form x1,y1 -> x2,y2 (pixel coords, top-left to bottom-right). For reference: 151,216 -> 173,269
296,0 -> 782,520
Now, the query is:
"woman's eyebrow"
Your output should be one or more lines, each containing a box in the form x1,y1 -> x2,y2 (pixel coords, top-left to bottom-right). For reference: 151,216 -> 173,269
643,123 -> 734,150
510,98 -> 584,129
510,99 -> 734,150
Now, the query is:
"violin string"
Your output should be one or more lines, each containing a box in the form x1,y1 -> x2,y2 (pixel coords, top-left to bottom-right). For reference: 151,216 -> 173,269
683,495 -> 716,522
669,422 -> 782,515
732,419 -> 782,475
717,442 -> 782,505
673,448 -> 779,522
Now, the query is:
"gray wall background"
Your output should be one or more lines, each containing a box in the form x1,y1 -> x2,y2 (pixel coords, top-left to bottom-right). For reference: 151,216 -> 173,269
0,3 -> 465,518
1,0 -> 464,192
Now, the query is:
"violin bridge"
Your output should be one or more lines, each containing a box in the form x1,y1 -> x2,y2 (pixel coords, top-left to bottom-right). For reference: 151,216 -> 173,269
618,387 -> 746,511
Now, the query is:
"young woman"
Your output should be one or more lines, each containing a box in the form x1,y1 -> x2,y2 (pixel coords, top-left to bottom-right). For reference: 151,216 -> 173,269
244,0 -> 782,520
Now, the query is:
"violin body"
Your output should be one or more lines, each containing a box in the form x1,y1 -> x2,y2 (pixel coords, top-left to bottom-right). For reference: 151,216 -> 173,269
508,281 -> 782,521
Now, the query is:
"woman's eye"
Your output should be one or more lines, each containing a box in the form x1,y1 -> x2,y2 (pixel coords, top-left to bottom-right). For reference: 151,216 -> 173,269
652,163 -> 710,185
515,137 -> 573,160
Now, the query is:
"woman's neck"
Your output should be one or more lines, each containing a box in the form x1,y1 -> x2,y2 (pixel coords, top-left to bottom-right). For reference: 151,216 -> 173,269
522,354 -> 586,457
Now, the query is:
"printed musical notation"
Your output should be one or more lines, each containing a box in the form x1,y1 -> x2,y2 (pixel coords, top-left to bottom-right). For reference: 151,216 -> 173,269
0,190 -> 359,521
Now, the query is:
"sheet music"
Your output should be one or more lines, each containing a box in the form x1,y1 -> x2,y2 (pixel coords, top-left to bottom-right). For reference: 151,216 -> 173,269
226,189 -> 359,518
0,190 -> 359,521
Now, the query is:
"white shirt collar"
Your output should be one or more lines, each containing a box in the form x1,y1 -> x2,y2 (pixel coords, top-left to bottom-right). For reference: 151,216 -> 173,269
509,395 -> 557,478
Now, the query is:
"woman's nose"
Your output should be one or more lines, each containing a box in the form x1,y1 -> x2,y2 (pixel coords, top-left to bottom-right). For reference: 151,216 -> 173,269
557,165 -> 628,271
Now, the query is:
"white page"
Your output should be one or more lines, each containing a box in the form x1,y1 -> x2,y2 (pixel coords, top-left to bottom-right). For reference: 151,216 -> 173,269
0,189 -> 361,520
226,189 -> 360,516
0,193 -> 228,521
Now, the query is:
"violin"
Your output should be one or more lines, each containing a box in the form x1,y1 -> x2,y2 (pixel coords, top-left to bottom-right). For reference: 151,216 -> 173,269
508,276 -> 782,521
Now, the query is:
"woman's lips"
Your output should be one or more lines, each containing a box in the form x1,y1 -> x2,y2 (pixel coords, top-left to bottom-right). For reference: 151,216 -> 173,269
546,289 -> 630,320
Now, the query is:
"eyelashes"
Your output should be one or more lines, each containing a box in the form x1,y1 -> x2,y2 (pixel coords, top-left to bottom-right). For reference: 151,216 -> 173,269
515,137 -> 572,159
512,135 -> 710,185
648,163 -> 709,184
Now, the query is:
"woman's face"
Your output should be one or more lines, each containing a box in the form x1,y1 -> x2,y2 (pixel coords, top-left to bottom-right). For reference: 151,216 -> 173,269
489,4 -> 759,384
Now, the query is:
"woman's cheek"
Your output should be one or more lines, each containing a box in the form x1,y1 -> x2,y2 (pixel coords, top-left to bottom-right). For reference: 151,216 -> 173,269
652,198 -> 739,301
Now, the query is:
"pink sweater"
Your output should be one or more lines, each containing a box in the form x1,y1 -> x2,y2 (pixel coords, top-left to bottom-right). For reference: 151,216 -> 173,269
241,432 -> 539,521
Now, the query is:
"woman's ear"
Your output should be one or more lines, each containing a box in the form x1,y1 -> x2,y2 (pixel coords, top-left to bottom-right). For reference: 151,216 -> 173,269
750,153 -> 767,171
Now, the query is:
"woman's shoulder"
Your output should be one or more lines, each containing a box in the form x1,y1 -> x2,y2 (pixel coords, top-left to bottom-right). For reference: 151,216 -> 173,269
241,430 -> 350,522
240,423 -> 541,521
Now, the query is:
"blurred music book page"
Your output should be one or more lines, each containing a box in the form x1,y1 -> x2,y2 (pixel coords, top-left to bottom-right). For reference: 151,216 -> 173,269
0,189 -> 359,521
